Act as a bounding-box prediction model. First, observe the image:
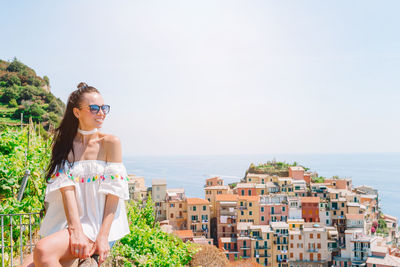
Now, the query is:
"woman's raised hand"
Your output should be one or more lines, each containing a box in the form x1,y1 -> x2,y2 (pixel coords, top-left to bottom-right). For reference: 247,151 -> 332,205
69,228 -> 96,259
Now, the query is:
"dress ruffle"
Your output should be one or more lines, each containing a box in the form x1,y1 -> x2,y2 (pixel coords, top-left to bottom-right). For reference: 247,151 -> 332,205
45,168 -> 77,202
99,163 -> 130,200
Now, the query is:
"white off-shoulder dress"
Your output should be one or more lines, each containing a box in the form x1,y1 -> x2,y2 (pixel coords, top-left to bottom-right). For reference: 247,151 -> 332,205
38,160 -> 130,242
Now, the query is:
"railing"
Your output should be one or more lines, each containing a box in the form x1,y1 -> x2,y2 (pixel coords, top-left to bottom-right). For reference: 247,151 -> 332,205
1,212 -> 43,267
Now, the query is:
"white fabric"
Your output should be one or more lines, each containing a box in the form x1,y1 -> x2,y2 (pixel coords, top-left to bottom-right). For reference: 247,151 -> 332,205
39,160 -> 130,242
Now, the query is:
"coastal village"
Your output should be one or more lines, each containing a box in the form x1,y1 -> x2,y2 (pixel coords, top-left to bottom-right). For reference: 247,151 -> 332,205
127,161 -> 400,267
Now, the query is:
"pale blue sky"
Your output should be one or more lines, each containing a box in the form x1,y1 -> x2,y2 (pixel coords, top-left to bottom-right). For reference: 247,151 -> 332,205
1,0 -> 399,155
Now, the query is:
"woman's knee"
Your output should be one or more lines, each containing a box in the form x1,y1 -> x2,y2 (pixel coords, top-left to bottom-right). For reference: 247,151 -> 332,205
33,239 -> 52,263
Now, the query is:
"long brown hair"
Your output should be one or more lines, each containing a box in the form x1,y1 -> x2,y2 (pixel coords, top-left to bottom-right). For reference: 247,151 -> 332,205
45,82 -> 99,181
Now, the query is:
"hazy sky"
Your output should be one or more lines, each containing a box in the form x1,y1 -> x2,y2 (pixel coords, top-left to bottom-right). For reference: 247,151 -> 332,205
1,1 -> 399,156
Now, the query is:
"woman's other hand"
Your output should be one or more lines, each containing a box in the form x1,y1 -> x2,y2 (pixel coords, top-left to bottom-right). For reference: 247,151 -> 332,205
94,234 -> 110,266
68,228 -> 95,259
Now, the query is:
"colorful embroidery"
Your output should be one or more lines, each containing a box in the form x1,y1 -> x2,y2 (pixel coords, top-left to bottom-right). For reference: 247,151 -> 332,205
51,170 -> 129,183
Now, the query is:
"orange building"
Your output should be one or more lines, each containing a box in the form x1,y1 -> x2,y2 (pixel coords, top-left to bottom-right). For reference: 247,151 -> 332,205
216,194 -> 238,240
300,197 -> 320,223
288,166 -> 305,180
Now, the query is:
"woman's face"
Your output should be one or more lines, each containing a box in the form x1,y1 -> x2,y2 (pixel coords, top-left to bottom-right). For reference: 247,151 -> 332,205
73,92 -> 106,130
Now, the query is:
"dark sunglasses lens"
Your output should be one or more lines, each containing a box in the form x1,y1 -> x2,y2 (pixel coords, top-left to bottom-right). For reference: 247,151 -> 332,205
89,105 -> 100,114
101,105 -> 110,114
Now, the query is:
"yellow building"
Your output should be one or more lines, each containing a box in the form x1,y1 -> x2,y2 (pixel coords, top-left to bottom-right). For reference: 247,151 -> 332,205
237,196 -> 260,224
270,221 -> 289,267
187,198 -> 211,238
204,185 -> 230,218
245,173 -> 274,184
250,224 -> 273,266
165,188 -> 187,230
287,218 -> 305,230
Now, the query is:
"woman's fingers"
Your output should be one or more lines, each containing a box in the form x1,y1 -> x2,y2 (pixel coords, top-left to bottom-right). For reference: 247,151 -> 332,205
82,245 -> 90,259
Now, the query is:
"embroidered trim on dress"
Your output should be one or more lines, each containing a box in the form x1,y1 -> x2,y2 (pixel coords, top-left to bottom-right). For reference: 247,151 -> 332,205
50,170 -> 130,183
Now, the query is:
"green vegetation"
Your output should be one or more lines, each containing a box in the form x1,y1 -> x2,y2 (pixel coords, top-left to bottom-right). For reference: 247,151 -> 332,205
111,196 -> 199,266
247,160 -> 309,176
0,58 -> 65,129
311,176 -> 325,183
0,126 -> 51,265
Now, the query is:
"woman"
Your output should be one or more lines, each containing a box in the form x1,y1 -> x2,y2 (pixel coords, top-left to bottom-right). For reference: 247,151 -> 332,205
24,82 -> 130,266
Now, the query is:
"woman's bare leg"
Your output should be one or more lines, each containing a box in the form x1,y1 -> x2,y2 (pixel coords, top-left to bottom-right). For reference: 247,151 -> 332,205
33,229 -> 77,267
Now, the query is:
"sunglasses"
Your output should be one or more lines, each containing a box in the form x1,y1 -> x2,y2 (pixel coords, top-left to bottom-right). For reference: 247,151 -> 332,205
82,104 -> 111,115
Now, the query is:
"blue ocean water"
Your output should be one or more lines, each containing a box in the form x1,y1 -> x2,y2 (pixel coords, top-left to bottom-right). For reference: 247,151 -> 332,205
123,153 -> 400,220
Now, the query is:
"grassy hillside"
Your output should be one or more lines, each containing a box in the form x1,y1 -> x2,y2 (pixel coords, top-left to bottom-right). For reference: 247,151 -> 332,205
0,58 -> 65,131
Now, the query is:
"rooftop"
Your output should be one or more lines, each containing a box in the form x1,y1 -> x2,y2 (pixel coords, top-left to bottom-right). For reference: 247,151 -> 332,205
300,197 -> 320,204
205,185 -> 230,190
152,179 -> 167,185
346,214 -> 364,220
270,221 -> 289,229
366,255 -> 400,266
173,230 -> 194,239
186,198 -> 210,205
238,195 -> 260,202
216,194 -> 238,202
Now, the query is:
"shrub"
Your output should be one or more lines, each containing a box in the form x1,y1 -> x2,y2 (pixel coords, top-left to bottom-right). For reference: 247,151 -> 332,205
111,196 -> 199,266
8,98 -> 18,108
189,244 -> 229,267
8,74 -> 21,86
0,85 -> 19,103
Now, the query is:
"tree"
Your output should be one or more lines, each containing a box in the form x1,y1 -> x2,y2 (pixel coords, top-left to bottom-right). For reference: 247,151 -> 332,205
0,85 -> 19,103
6,58 -> 26,73
43,76 -> 50,86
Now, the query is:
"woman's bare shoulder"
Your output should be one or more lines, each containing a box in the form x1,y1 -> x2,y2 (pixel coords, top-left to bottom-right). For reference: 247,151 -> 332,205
99,133 -> 122,162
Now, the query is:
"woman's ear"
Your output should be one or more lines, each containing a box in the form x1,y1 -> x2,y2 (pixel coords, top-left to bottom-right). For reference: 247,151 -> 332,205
73,107 -> 80,119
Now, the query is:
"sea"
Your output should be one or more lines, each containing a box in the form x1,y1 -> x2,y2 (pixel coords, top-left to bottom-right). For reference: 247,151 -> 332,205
123,153 -> 400,221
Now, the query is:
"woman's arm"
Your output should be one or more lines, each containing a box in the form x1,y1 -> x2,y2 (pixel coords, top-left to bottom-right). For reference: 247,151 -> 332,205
60,186 -> 94,259
96,135 -> 123,265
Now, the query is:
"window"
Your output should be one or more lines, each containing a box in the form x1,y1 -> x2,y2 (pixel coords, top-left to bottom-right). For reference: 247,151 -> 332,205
249,202 -> 253,207
317,234 -> 320,239
193,206 -> 196,211
261,190 -> 264,194
203,205 -> 206,211
282,206 -> 285,212
179,203 -> 182,208
240,201 -> 243,206
290,243 -> 293,248
342,203 -> 345,207
317,243 -> 321,249
241,211 -> 244,216
261,216 -> 265,221
290,235 -> 293,240
241,190 -> 244,195
171,213 -> 174,218
249,211 -> 253,216
248,190 -> 251,195
261,207 -> 264,212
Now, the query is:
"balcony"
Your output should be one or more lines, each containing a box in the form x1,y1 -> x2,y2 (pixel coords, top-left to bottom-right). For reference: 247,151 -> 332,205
307,248 -> 319,252
353,247 -> 369,252
240,246 -> 251,250
239,206 -> 248,210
